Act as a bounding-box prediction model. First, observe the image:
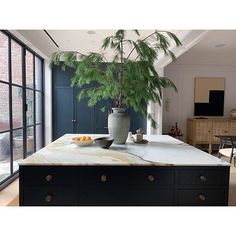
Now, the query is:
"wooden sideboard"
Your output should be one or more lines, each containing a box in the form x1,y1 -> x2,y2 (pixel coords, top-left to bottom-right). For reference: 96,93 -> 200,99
187,118 -> 236,153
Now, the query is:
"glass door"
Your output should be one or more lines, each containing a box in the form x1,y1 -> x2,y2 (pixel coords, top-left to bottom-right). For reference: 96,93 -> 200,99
0,30 -> 44,189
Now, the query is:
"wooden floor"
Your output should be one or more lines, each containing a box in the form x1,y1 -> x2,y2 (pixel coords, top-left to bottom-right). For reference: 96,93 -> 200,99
1,157 -> 236,206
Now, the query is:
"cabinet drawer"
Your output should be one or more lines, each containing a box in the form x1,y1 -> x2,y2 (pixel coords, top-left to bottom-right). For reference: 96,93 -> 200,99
177,189 -> 227,206
80,167 -> 174,186
80,185 -> 174,206
22,186 -> 78,206
178,169 -> 228,186
22,167 -> 78,186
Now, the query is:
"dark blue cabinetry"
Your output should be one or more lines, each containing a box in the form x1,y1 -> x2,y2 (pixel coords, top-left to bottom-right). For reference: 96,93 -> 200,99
53,65 -> 147,140
19,165 -> 229,206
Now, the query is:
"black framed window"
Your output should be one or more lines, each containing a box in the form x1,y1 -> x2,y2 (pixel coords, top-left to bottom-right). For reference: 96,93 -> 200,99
0,30 -> 44,189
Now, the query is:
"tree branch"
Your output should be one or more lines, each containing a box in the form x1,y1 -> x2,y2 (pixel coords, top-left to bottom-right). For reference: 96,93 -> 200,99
125,31 -> 156,61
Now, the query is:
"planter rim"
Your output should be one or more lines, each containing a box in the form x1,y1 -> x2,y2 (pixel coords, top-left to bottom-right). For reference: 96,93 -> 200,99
111,107 -> 127,113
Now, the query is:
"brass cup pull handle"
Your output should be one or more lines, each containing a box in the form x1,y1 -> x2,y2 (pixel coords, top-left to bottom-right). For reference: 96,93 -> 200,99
199,175 -> 207,183
198,193 -> 206,201
100,174 -> 107,182
45,175 -> 53,182
148,175 -> 155,182
45,195 -> 53,203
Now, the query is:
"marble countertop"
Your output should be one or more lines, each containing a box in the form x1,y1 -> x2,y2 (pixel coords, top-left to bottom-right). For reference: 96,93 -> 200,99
19,134 -> 230,166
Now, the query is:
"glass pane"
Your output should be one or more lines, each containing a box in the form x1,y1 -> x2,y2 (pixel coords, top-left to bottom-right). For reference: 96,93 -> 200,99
12,86 -> 23,129
35,57 -> 42,91
26,89 -> 34,125
13,129 -> 23,172
0,83 -> 9,132
0,132 -> 10,182
36,91 -> 42,124
36,124 -> 43,151
27,126 -> 34,156
11,40 -> 22,86
0,32 -> 8,82
26,51 -> 33,88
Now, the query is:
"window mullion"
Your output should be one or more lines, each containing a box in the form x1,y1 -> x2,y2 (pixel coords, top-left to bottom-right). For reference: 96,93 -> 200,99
8,36 -> 13,175
22,48 -> 27,159
33,55 -> 36,152
42,59 -> 45,147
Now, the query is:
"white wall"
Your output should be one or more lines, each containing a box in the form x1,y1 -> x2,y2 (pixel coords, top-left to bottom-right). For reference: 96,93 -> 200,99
147,67 -> 164,135
163,63 -> 236,140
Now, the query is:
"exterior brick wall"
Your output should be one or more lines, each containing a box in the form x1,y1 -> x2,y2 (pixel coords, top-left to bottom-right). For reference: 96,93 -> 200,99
0,32 -> 34,132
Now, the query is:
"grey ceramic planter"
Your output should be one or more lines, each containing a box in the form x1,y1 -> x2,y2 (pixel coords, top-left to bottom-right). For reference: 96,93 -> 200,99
108,108 -> 130,144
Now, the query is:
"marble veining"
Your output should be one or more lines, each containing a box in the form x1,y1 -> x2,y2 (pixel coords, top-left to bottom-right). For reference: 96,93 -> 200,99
19,134 -> 230,166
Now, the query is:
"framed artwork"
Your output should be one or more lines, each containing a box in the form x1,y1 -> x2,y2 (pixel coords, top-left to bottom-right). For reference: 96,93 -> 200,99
194,77 -> 225,116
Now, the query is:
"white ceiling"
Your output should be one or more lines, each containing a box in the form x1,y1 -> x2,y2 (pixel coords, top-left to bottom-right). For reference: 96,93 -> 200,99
188,30 -> 236,54
16,29 -> 190,61
16,29 -> 236,66
172,30 -> 236,65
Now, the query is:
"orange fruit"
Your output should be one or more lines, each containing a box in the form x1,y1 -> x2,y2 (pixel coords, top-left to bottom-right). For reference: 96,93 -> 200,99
87,136 -> 92,141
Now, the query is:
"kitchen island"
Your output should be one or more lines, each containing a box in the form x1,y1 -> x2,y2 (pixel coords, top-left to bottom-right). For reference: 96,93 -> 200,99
19,134 -> 230,206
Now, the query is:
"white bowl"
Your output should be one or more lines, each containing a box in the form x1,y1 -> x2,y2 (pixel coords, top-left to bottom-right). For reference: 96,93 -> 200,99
71,140 -> 94,147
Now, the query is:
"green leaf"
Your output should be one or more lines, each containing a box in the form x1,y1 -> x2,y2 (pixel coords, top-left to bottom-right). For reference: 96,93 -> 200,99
100,106 -> 106,112
50,30 -> 181,128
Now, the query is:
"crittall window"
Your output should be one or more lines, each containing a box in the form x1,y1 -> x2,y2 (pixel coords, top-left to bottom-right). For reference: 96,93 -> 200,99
0,30 -> 44,189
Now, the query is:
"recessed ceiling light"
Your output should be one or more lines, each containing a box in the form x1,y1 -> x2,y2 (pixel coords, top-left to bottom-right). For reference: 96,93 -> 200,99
87,30 -> 96,35
215,43 -> 226,48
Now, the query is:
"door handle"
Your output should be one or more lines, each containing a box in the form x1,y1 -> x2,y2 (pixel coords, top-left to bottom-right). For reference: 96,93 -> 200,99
71,120 -> 77,122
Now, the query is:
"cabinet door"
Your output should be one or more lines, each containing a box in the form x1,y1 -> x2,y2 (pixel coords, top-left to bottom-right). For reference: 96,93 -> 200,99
195,120 -> 211,142
94,100 -> 111,134
53,65 -> 75,140
228,120 -> 236,135
74,87 -> 95,134
211,121 -> 228,143
54,87 -> 74,139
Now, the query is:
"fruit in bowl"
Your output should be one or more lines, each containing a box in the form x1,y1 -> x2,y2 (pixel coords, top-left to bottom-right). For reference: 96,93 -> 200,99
71,136 -> 94,146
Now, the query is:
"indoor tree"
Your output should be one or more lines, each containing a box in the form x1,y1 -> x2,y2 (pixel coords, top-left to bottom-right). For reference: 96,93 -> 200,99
51,30 -> 181,128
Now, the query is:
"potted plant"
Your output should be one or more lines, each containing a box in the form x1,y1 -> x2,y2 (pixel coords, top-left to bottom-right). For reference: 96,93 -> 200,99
51,30 -> 181,144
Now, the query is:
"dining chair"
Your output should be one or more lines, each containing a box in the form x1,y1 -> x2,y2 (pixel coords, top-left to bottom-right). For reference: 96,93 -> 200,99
218,136 -> 236,166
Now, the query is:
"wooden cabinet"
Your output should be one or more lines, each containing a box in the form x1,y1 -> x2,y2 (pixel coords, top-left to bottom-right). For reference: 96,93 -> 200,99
187,118 -> 236,153
211,120 -> 229,143
19,165 -> 229,206
176,167 -> 229,206
228,120 -> 236,134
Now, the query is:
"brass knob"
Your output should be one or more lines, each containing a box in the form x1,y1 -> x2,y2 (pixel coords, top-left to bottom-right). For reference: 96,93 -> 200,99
198,193 -> 206,201
45,175 -> 53,182
45,195 -> 53,203
148,175 -> 155,182
199,175 -> 207,183
100,174 -> 107,182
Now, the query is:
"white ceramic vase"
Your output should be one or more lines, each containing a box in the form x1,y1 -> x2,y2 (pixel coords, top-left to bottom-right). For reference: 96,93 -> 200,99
108,108 -> 130,144
230,109 -> 236,119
